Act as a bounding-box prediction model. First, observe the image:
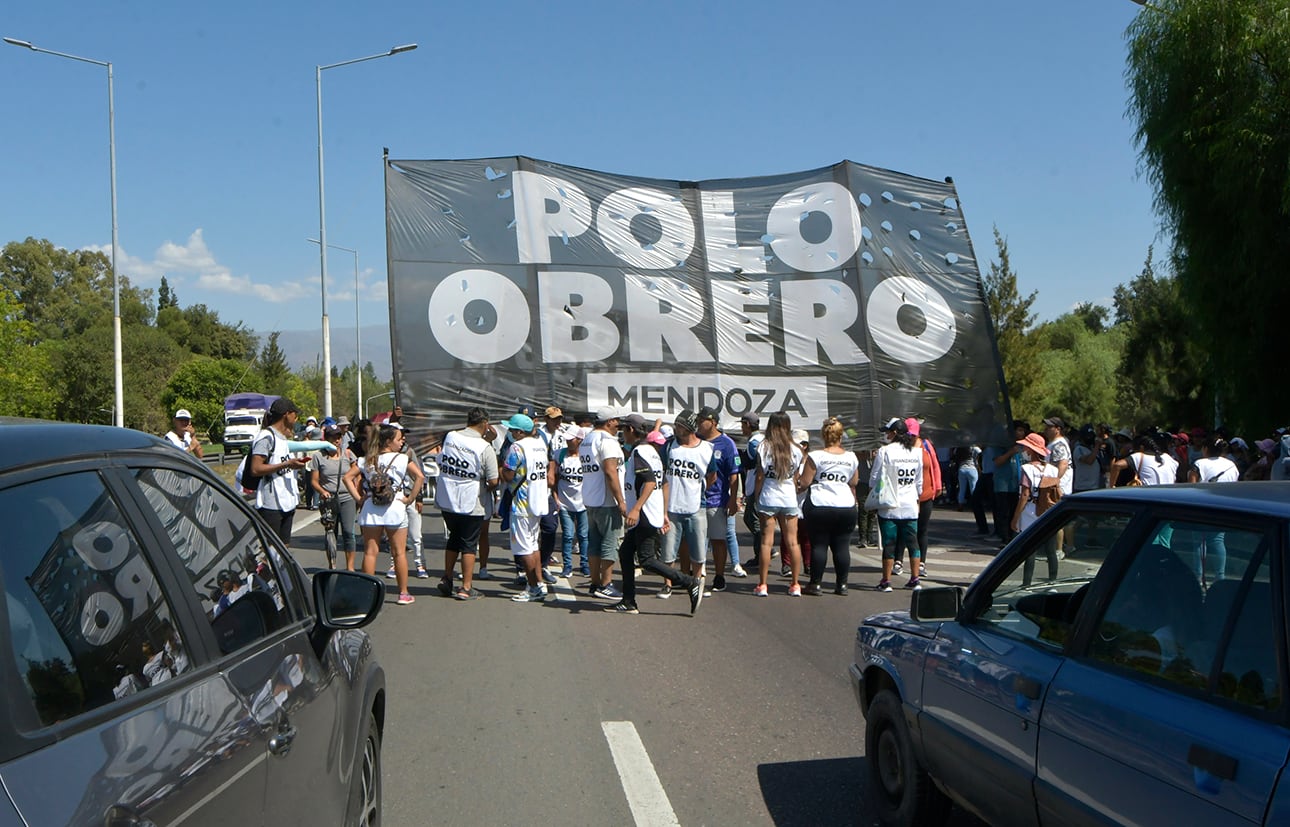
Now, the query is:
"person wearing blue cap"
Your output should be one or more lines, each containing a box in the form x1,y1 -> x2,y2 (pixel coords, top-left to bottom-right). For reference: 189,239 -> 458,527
500,413 -> 555,602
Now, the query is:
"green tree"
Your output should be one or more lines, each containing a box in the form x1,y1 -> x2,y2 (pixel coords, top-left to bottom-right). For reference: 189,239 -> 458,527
1126,0 -> 1290,433
257,332 -> 290,393
0,237 -> 151,338
157,275 -> 178,310
981,226 -> 1039,417
1018,313 -> 1125,429
0,286 -> 60,416
163,357 -> 263,443
1112,248 -> 1209,429
179,304 -> 257,360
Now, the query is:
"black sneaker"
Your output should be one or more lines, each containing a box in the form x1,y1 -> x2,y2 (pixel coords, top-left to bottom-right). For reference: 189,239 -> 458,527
712,574 -> 727,592
656,585 -> 673,599
804,582 -> 823,596
689,577 -> 704,615
436,578 -> 453,597
779,564 -> 791,578
603,602 -> 639,614
835,583 -> 848,595
454,587 -> 481,601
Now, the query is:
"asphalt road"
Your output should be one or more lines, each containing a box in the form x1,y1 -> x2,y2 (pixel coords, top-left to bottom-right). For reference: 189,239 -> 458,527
288,505 -> 999,827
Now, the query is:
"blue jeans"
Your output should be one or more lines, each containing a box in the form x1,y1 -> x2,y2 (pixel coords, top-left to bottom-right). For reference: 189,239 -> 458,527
664,511 -> 709,566
559,508 -> 589,573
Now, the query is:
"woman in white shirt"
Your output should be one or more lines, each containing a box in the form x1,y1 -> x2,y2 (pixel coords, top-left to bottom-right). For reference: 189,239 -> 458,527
1119,433 -> 1180,486
1187,437 -> 1239,582
801,416 -> 859,595
344,424 -> 424,606
751,412 -> 806,596
870,418 -> 923,591
1011,431 -> 1061,585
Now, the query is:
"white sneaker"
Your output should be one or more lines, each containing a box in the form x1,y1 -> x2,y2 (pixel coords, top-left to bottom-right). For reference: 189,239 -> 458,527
731,565 -> 748,578
511,586 -> 545,602
892,561 -> 903,576
385,567 -> 396,579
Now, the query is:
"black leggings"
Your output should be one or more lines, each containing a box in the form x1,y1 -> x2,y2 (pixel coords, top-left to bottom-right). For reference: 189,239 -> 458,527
805,504 -> 855,585
620,520 -> 696,604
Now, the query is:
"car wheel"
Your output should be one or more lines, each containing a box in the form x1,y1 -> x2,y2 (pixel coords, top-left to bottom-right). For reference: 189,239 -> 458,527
865,689 -> 949,827
346,712 -> 382,827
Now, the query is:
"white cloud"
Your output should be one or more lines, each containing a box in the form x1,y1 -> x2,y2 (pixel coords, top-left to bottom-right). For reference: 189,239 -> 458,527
92,229 -> 320,304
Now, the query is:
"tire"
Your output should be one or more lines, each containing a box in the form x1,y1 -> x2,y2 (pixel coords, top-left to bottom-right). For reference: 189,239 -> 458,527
345,712 -> 382,827
865,689 -> 950,827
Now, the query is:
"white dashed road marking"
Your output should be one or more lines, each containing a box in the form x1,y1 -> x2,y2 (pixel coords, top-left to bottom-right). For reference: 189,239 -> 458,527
601,721 -> 681,827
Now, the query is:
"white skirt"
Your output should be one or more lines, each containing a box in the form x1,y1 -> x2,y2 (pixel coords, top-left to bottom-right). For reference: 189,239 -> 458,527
358,497 -> 408,529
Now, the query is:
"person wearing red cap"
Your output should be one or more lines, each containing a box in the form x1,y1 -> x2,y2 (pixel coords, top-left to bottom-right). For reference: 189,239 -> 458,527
1010,432 -> 1061,585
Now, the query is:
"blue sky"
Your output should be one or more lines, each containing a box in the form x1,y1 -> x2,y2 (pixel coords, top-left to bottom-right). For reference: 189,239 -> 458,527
3,0 -> 1156,349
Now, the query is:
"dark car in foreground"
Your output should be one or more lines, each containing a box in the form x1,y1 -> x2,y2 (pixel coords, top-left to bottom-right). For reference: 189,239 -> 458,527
851,483 -> 1290,827
0,420 -> 387,826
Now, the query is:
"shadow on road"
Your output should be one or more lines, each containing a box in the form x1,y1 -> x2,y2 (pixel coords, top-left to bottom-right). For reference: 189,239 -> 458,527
757,756 -> 869,826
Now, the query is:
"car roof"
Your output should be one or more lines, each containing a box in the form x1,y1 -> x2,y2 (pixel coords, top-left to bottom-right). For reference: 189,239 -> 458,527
0,417 -> 175,471
1068,482 -> 1290,519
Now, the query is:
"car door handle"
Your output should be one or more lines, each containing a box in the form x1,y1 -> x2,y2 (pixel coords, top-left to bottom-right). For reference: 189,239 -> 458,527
1012,674 -> 1042,700
268,722 -> 298,756
1188,743 -> 1238,780
104,804 -> 158,827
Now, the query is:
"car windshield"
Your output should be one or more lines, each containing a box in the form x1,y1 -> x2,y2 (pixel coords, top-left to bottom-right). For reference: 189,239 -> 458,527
226,416 -> 259,427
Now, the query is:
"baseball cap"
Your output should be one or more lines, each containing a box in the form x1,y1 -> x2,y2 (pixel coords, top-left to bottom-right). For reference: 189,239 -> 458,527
660,424 -> 675,439
174,409 -> 192,420
323,425 -> 342,440
622,413 -> 650,433
904,417 -> 921,437
791,428 -> 809,445
740,413 -> 759,428
674,409 -> 699,433
572,426 -> 591,440
593,406 -> 620,424
268,398 -> 298,419
882,417 -> 902,431
1042,416 -> 1066,430
306,416 -> 318,424
545,406 -> 563,419
696,406 -> 720,424
501,413 -> 535,433
646,430 -> 666,446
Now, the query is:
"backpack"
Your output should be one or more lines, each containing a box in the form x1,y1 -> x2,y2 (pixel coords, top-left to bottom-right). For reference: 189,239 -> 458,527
234,454 -> 263,496
1031,467 -> 1063,516
365,458 -> 397,506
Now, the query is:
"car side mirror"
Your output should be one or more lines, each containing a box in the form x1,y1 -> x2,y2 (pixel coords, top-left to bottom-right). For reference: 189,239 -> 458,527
910,586 -> 962,622
313,570 -> 384,630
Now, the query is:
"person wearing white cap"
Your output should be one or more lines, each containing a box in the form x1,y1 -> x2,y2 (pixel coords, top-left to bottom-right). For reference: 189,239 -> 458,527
580,407 -> 626,600
554,425 -> 591,577
164,409 -> 204,458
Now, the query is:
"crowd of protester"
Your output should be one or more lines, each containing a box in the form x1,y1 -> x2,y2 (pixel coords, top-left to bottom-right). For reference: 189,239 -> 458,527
212,397 -> 1290,602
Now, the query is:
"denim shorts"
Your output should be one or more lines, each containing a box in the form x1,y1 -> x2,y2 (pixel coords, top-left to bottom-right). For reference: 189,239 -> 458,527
757,505 -> 801,519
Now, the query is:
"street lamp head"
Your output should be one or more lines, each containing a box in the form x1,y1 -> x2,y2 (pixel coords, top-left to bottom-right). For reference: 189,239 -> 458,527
389,43 -> 417,55
4,37 -> 35,49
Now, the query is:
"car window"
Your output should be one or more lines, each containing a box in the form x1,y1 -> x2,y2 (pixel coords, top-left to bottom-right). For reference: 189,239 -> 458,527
132,467 -> 296,654
970,510 -> 1134,649
1088,519 -> 1280,711
0,472 -> 192,728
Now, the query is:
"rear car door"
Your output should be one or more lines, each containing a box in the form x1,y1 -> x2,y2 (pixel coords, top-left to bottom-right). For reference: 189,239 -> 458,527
918,506 -> 1136,827
0,466 -> 267,827
126,464 -> 351,826
1038,514 -> 1290,826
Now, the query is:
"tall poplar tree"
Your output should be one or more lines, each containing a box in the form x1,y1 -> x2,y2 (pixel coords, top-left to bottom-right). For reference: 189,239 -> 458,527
1126,0 -> 1290,432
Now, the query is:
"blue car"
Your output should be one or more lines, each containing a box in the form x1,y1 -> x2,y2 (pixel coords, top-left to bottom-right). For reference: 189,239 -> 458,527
0,420 -> 388,826
851,483 -> 1290,827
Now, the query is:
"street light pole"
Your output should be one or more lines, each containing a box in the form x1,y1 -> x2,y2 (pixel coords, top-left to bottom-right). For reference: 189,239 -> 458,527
316,43 -> 416,421
308,238 -> 361,418
6,37 -> 123,427
365,390 -> 395,418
